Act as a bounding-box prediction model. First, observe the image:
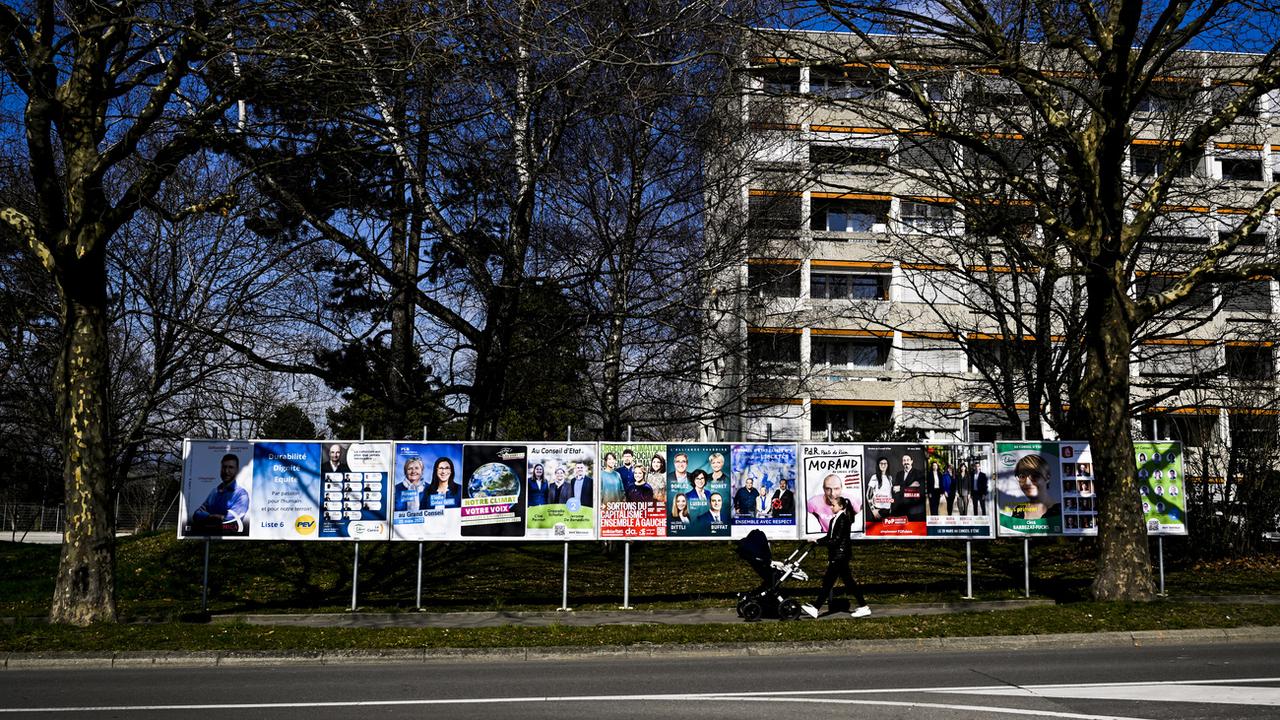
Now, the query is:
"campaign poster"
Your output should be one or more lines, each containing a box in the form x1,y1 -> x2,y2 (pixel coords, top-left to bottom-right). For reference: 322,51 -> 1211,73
731,443 -> 798,539
527,444 -> 597,540
389,442 -> 463,541
1136,441 -> 1187,535
862,444 -> 928,537
599,443 -> 667,539
800,444 -> 863,538
251,441 -> 323,540
460,444 -> 527,537
315,442 -> 391,540
995,441 -> 1064,536
921,445 -> 993,538
1059,442 -> 1097,536
179,440 -> 254,539
666,444 -> 731,538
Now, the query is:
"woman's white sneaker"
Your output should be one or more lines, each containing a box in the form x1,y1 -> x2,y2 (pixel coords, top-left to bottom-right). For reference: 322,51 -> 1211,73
851,605 -> 872,618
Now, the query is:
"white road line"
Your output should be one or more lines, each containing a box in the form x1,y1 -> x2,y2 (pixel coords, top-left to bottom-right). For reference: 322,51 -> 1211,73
940,684 -> 1280,707
4,678 -> 1278,715
0,694 -> 1152,718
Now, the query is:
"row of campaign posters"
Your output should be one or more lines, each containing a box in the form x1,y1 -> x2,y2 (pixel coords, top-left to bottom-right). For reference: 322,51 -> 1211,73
180,439 -> 1184,541
994,441 -> 1186,537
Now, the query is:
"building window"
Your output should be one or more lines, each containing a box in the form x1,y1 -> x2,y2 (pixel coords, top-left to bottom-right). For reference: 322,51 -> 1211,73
811,337 -> 889,370
809,144 -> 889,169
1219,157 -> 1263,181
1229,412 -> 1278,453
748,263 -> 800,298
1135,83 -> 1197,114
811,198 -> 889,233
900,201 -> 956,233
1222,279 -> 1272,314
1135,274 -> 1213,315
810,405 -> 894,441
1140,414 -> 1218,447
1226,345 -> 1274,381
898,137 -> 957,171
750,66 -> 800,94
747,194 -> 801,231
810,271 -> 889,300
1131,146 -> 1197,178
809,65 -> 885,99
748,332 -> 800,375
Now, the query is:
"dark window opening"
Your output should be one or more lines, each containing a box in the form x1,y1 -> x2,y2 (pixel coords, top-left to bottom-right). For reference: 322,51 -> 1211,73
811,198 -> 890,233
1226,345 -> 1274,381
810,271 -> 889,300
748,263 -> 801,299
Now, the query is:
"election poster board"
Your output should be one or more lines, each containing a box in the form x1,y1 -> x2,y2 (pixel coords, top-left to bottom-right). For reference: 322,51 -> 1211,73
389,443 -> 463,540
526,443 -> 597,540
924,444 -> 995,538
179,440 -> 254,539
317,442 -> 391,541
1135,441 -> 1187,535
599,443 -> 668,539
995,441 -> 1065,536
251,441 -> 323,540
862,444 -> 929,537
460,444 -> 528,538
801,444 -> 864,538
730,443 -> 799,540
667,443 -> 732,538
1059,442 -> 1097,536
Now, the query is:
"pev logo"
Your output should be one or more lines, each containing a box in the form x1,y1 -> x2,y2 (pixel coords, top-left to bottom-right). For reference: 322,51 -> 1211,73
294,515 -> 318,535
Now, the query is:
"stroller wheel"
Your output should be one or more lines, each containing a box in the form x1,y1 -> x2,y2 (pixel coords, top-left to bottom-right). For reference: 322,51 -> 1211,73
778,598 -> 802,621
739,599 -> 764,622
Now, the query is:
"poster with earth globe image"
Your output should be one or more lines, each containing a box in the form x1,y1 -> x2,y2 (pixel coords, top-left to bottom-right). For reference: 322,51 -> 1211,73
461,444 -> 527,537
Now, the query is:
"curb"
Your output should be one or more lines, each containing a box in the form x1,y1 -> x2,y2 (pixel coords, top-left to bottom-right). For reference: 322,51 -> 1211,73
4,626 -> 1280,670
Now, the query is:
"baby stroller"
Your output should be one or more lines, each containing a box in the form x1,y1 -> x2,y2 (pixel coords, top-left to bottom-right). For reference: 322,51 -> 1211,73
734,528 -> 814,621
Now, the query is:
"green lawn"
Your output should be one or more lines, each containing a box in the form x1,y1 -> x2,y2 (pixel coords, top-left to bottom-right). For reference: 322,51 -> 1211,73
3,532 -> 1277,619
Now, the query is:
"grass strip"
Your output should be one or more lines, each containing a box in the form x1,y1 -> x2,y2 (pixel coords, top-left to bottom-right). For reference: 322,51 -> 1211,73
2,603 -> 1278,653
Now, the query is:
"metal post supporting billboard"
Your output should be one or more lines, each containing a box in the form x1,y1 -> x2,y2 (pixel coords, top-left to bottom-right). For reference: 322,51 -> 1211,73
963,541 -> 974,600
1021,423 -> 1030,598
620,425 -> 634,610
201,539 -> 210,613
350,426 -> 365,612
351,542 -> 360,611
1158,536 -> 1166,596
559,426 -> 573,612
416,425 -> 427,610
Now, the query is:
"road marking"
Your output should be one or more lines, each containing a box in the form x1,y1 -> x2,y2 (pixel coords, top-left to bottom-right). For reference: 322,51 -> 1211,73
4,678 -> 1278,716
0,695 -> 1151,718
940,684 -> 1280,707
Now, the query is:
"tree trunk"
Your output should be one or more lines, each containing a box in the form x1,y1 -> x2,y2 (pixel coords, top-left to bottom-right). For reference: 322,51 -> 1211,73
49,254 -> 117,624
1080,270 -> 1154,601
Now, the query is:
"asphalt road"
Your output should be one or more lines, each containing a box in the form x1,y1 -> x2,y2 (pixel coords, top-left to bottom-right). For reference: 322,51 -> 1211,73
2,641 -> 1279,719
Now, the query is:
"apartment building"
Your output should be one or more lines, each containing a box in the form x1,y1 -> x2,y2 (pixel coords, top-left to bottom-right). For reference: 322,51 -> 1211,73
704,30 -> 1280,467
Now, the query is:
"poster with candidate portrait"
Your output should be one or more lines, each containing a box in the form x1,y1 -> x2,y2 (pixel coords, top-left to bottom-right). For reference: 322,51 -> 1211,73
1135,441 -> 1187,536
862,444 -> 928,537
599,443 -> 668,539
389,442 -> 464,541
995,441 -> 1064,536
526,444 -> 597,540
800,444 -> 863,538
921,444 -> 994,538
179,440 -> 254,539
460,444 -> 527,538
666,443 -> 731,538
315,442 -> 391,541
731,443 -> 798,540
251,441 -> 323,540
1059,442 -> 1097,536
